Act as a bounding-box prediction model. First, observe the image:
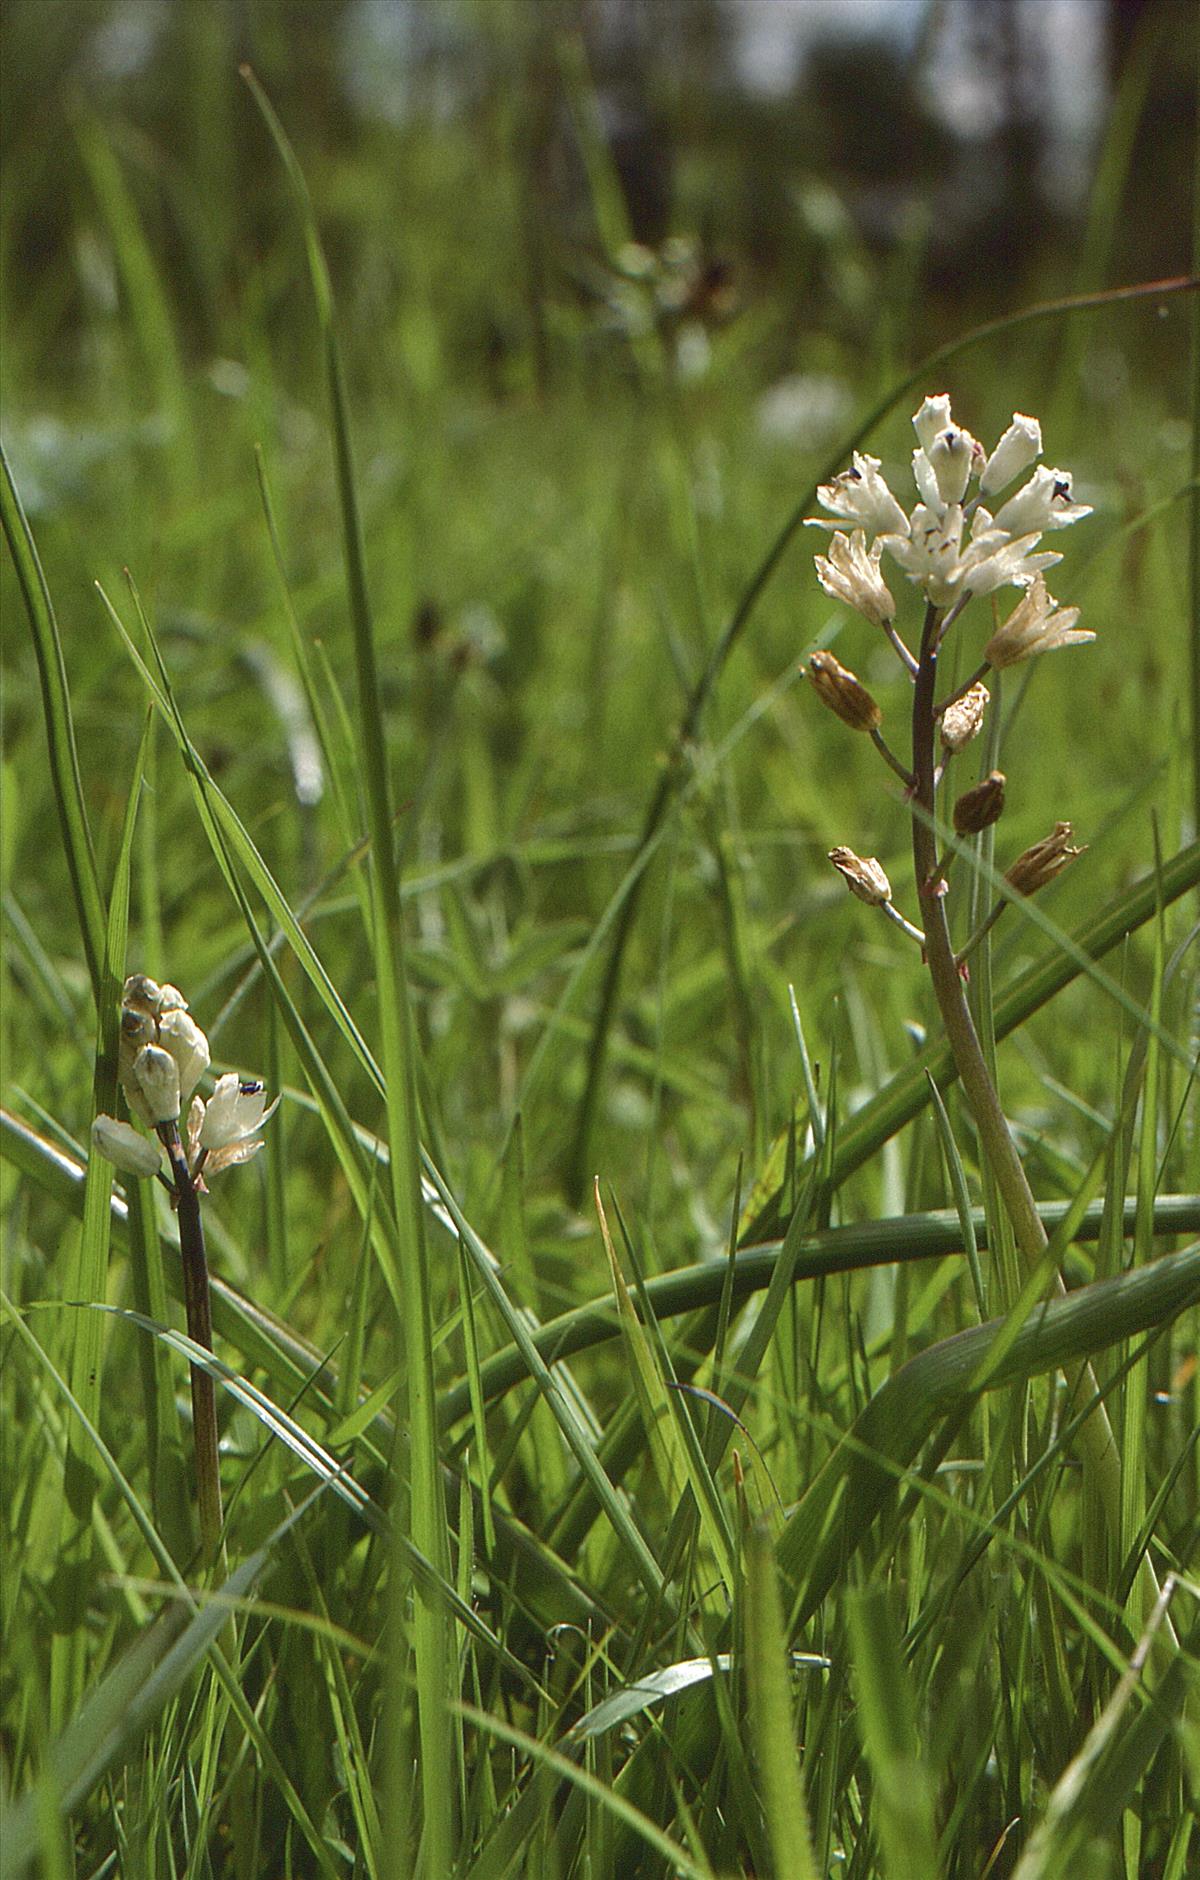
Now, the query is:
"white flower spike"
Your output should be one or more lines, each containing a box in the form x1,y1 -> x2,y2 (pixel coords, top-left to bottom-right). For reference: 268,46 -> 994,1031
810,396 -> 1090,617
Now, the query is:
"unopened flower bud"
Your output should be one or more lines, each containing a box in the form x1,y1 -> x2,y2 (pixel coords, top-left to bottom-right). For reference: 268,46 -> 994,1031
980,414 -> 1042,497
828,846 -> 892,906
130,1044 -> 181,1124
91,1114 -> 163,1178
808,650 -> 882,731
940,682 -> 990,754
914,425 -> 982,511
912,394 -> 953,453
953,770 -> 1006,835
120,1004 -> 155,1051
122,974 -> 162,1016
1005,822 -> 1085,896
158,1007 -> 210,1106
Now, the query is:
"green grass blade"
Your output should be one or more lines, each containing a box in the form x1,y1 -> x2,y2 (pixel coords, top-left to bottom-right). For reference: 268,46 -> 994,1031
73,119 -> 191,501
458,1701 -> 713,1880
1122,838 -> 1166,1635
48,710 -> 148,1731
1,1500 -> 343,1880
845,1582 -> 939,1880
1010,1583 -> 1194,1880
428,1159 -> 669,1603
744,1522 -> 820,1880
598,1184 -> 736,1594
744,839 -> 1200,1241
777,1243 -> 1200,1618
0,440 -> 105,993
94,577 -> 386,1102
436,1195 -> 1200,1427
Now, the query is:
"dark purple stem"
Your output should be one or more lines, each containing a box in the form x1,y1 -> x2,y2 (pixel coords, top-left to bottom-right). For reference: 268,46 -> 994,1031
160,1124 -> 223,1559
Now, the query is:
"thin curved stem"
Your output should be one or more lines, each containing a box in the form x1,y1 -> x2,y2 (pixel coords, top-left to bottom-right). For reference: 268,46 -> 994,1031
871,726 -> 914,788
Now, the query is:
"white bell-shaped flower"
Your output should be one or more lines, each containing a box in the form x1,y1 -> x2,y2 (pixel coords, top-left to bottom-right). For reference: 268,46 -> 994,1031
985,575 -> 1095,668
196,1073 -> 280,1175
912,394 -> 954,453
813,528 -> 896,627
993,466 -> 1092,536
809,452 -> 910,538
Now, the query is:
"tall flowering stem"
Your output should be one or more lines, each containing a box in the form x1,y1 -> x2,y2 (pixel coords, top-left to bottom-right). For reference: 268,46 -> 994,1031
906,597 -> 1141,1596
809,395 -> 1175,1628
909,600 -> 1050,1263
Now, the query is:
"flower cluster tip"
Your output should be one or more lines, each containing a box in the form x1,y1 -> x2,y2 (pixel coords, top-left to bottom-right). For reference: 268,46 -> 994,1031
92,974 -> 277,1184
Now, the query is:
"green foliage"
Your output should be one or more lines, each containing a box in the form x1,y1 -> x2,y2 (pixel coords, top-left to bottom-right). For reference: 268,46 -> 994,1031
2,10 -> 1197,1877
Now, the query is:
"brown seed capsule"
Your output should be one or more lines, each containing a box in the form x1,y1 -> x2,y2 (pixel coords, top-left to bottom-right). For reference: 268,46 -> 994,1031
940,681 -> 990,754
808,650 -> 882,732
1005,822 -> 1085,895
953,770 -> 1006,836
828,846 -> 892,906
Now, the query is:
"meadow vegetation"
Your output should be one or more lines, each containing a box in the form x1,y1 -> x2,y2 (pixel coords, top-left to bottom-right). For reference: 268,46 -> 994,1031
1,8 -> 1198,1876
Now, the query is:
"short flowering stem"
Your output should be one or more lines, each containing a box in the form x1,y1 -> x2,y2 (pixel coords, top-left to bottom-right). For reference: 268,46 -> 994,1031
870,727 -> 914,789
158,1122 -> 223,1562
909,600 -> 1158,1620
